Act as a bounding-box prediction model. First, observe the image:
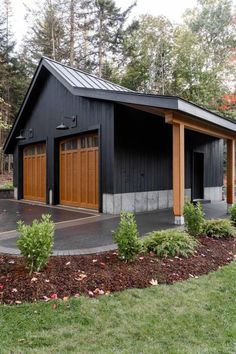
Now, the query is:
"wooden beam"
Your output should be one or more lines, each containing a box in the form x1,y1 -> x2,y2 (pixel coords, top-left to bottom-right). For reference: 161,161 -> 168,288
166,113 -> 236,140
173,122 -> 185,224
227,139 -> 235,206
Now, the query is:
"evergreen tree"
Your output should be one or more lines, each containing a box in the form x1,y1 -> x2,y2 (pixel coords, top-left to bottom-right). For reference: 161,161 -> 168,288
90,0 -> 136,77
23,0 -> 67,65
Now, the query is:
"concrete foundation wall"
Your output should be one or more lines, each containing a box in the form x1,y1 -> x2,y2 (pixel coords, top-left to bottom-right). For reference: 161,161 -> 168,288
103,187 -> 222,214
204,186 -> 222,202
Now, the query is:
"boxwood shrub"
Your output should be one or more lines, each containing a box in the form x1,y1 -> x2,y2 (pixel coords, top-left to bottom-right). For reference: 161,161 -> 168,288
183,201 -> 204,236
113,211 -> 142,261
202,219 -> 236,238
17,214 -> 55,274
143,229 -> 198,258
229,204 -> 236,226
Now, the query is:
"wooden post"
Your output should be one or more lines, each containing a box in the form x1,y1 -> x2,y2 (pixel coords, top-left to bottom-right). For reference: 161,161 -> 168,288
173,122 -> 185,224
227,139 -> 235,209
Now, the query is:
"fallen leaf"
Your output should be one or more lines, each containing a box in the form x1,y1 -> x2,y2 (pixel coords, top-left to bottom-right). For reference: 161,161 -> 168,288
8,260 -> 15,264
15,300 -> 22,304
31,277 -> 37,282
45,279 -> 50,283
43,296 -> 50,302
88,291 -> 94,297
74,293 -> 80,298
100,262 -> 106,268
105,291 -> 111,296
63,296 -> 69,301
50,293 -> 58,300
12,288 -> 18,293
65,261 -> 71,266
94,288 -> 104,295
94,288 -> 100,295
75,273 -> 87,281
139,257 -> 144,260
92,259 -> 98,263
0,284 -> 4,290
149,279 -> 158,286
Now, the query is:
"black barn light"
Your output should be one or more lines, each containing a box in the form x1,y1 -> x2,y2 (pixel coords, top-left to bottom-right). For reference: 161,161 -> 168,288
16,129 -> 33,140
56,115 -> 77,130
56,122 -> 69,130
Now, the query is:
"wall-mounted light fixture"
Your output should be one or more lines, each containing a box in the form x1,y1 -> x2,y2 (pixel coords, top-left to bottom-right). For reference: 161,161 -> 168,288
16,128 -> 34,140
56,115 -> 77,130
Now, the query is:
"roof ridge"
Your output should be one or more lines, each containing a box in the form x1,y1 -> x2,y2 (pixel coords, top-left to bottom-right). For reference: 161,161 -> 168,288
42,56 -> 133,92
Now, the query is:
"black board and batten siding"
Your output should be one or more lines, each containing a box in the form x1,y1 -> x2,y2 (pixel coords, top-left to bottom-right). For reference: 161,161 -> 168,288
12,69 -> 224,211
114,104 -> 223,194
13,70 -> 115,209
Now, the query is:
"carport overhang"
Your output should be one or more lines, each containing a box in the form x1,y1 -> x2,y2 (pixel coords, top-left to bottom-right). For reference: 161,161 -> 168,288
104,98 -> 235,224
76,90 -> 236,223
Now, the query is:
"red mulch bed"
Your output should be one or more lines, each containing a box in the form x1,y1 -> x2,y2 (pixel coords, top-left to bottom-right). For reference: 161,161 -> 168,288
0,236 -> 236,304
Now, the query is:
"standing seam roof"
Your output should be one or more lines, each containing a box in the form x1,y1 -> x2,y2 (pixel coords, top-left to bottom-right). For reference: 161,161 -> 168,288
45,58 -> 132,92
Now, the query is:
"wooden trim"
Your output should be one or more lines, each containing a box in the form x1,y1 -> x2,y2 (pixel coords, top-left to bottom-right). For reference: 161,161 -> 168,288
165,112 -> 236,140
173,122 -> 185,216
227,139 -> 235,204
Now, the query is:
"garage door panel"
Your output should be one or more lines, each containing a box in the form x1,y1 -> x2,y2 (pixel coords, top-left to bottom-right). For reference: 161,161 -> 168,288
60,134 -> 98,209
23,143 -> 46,202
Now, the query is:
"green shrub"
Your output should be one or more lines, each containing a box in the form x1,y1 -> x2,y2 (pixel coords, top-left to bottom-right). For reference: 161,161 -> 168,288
202,219 -> 236,238
17,214 -> 54,274
229,204 -> 236,226
183,201 -> 205,236
143,229 -> 198,258
1,182 -> 13,189
113,211 -> 142,261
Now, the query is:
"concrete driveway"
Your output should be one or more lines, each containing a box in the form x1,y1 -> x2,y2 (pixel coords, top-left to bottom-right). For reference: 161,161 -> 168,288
0,199 -> 228,255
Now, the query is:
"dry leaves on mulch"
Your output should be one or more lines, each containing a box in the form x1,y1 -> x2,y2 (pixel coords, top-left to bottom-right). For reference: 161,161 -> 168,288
0,235 -> 235,305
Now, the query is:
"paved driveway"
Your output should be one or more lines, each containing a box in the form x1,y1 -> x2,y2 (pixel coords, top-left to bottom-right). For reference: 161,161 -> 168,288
0,200 -> 97,233
0,199 -> 228,255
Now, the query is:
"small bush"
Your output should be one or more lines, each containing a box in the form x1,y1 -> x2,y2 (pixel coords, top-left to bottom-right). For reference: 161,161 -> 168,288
17,214 -> 54,274
202,219 -> 236,239
1,182 -> 13,189
113,211 -> 142,261
143,229 -> 198,258
183,201 -> 205,236
229,204 -> 236,226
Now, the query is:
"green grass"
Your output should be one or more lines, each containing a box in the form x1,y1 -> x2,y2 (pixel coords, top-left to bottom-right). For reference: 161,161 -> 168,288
1,262 -> 236,354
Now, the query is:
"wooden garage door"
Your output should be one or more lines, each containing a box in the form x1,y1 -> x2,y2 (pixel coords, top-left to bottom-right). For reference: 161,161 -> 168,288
60,133 -> 99,209
23,143 -> 46,202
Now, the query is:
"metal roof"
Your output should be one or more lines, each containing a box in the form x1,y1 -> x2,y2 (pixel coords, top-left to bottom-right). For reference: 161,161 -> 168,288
3,56 -> 236,154
44,57 -> 132,92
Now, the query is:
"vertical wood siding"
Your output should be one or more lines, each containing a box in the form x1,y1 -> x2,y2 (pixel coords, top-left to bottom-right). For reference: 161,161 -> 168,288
14,70 -> 114,206
114,104 -> 223,194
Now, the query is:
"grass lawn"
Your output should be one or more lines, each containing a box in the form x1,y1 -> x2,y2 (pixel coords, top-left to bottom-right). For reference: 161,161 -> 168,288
1,262 -> 236,354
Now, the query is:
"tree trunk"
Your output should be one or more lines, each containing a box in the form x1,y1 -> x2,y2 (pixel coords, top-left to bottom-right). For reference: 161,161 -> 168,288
69,0 -> 75,66
98,12 -> 103,77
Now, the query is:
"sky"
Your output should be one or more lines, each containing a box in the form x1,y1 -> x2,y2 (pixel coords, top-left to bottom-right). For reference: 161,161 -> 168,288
11,0 -> 236,46
11,0 -> 197,45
